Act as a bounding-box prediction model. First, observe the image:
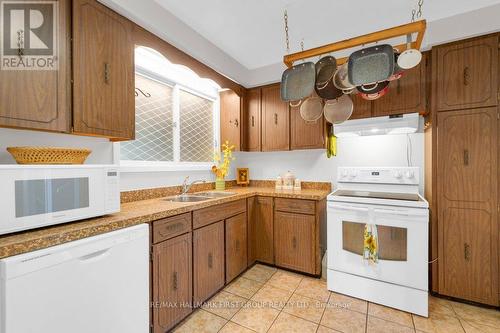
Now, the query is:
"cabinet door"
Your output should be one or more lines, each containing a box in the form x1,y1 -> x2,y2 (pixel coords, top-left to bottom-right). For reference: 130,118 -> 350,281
349,94 -> 372,120
290,105 -> 325,150
437,108 -> 498,305
243,88 -> 261,151
373,54 -> 427,116
434,35 -> 498,111
220,89 -> 241,150
0,0 -> 70,132
275,211 -> 316,274
225,213 -> 248,282
193,221 -> 225,305
262,84 -> 289,151
152,233 -> 192,333
72,0 -> 134,140
254,197 -> 274,264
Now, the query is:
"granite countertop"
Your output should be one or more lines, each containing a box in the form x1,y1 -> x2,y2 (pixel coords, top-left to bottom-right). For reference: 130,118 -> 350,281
0,186 -> 330,259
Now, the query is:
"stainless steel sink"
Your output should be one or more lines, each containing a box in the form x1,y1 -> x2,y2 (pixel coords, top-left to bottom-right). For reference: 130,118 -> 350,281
164,195 -> 211,202
197,191 -> 236,198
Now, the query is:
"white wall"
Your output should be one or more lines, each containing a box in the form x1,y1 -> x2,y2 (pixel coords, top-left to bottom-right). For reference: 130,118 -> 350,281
233,131 -> 425,194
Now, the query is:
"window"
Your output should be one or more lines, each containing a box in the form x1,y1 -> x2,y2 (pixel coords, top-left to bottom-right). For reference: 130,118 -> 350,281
120,47 -> 220,169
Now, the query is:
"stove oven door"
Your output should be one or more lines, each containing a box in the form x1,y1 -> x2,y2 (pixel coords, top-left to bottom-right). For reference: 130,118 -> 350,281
327,201 -> 428,290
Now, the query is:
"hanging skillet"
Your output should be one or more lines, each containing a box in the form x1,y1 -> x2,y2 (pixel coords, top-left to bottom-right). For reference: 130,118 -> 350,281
300,96 -> 324,121
356,80 -> 390,95
323,95 -> 353,124
333,63 -> 356,94
280,61 -> 316,105
315,56 -> 343,100
348,44 -> 394,88
397,34 -> 422,70
359,84 -> 390,101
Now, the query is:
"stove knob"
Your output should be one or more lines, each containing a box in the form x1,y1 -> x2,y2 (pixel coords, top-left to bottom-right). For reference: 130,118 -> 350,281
394,171 -> 403,179
340,170 -> 348,178
405,170 -> 415,179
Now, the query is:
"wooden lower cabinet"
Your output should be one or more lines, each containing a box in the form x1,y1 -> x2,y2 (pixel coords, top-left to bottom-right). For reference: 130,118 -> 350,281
225,213 -> 248,282
252,197 -> 274,264
193,221 -> 225,305
152,233 -> 192,333
274,211 -> 316,274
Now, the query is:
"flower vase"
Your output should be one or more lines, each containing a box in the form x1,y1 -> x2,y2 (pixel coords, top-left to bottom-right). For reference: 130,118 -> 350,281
215,178 -> 225,191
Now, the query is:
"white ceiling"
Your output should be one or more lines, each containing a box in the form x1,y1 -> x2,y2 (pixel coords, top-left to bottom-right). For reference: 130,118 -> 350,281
154,0 -> 500,70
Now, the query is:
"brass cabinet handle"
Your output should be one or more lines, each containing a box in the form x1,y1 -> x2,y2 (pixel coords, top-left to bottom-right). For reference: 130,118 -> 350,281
463,149 -> 469,166
230,119 -> 239,127
208,252 -> 213,269
292,237 -> 297,249
464,243 -> 471,261
235,239 -> 240,252
104,63 -> 110,84
463,67 -> 470,86
251,116 -> 255,127
172,271 -> 178,291
274,113 -> 278,125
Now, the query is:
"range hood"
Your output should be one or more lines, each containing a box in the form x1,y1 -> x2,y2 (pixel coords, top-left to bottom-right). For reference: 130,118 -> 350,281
334,112 -> 420,137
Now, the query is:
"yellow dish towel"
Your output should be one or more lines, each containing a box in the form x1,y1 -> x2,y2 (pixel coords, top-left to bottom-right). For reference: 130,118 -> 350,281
363,224 -> 379,264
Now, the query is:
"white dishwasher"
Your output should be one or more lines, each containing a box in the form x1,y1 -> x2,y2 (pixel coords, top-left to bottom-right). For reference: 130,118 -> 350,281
0,224 -> 149,333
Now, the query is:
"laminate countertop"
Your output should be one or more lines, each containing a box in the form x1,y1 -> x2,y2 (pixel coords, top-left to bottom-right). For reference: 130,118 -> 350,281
0,186 -> 330,259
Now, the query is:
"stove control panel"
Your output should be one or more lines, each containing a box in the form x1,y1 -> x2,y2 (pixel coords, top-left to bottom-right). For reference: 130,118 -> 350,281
338,167 -> 420,184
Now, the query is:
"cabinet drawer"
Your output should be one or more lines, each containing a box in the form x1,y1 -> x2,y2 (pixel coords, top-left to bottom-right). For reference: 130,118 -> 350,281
193,199 -> 246,229
153,213 -> 192,244
275,198 -> 315,215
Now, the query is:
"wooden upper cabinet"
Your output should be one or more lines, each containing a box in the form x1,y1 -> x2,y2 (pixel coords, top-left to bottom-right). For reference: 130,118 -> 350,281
0,0 -> 71,132
290,105 -> 325,150
225,212 -> 248,283
220,89 -> 241,150
349,94 -> 372,120
243,88 -> 261,151
152,233 -> 192,333
373,53 -> 428,116
72,0 -> 135,140
434,35 -> 498,111
261,84 -> 289,151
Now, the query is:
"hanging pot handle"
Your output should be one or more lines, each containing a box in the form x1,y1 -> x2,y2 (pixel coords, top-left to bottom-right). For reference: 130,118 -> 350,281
361,82 -> 378,90
342,88 -> 354,94
289,100 -> 302,108
316,80 -> 330,91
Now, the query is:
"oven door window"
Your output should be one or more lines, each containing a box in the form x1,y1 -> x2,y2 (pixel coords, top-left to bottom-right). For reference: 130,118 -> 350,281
342,221 -> 407,261
15,178 -> 90,218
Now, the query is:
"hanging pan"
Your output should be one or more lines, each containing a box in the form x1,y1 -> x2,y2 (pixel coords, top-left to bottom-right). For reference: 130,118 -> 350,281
359,84 -> 390,101
348,44 -> 394,89
315,56 -> 343,100
333,63 -> 356,94
398,34 -> 422,70
323,95 -> 353,124
300,96 -> 324,121
280,61 -> 316,106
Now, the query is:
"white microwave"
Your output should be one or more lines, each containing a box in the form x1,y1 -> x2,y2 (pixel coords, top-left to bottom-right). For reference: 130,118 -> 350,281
0,165 -> 120,235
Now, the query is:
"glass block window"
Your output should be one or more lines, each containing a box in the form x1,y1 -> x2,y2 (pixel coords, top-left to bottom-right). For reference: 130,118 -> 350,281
180,90 -> 214,162
121,74 -> 174,161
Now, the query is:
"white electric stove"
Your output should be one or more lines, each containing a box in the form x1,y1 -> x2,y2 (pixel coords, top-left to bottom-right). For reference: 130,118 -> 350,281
327,167 -> 429,317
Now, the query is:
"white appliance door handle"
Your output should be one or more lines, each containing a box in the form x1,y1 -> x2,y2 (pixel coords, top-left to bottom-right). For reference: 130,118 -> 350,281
331,204 -> 369,212
78,248 -> 111,262
375,208 -> 412,216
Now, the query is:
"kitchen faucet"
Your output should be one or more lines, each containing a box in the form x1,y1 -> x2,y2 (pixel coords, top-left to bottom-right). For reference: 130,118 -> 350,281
181,176 -> 206,195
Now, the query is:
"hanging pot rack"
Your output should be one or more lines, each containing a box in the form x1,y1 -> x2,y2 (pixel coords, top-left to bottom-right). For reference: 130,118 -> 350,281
283,20 -> 426,68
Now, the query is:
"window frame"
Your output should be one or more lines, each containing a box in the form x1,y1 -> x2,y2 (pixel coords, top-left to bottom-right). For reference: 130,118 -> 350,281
119,68 -> 220,173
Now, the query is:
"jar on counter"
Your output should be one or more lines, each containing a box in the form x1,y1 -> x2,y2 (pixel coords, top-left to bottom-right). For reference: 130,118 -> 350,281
275,176 -> 283,190
282,171 -> 295,190
294,178 -> 302,191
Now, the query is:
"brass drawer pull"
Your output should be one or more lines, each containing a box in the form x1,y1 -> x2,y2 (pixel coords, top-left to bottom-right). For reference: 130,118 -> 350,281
274,113 -> 278,125
463,149 -> 469,166
104,62 -> 110,84
172,271 -> 178,291
208,252 -> 213,269
464,243 -> 471,261
463,67 -> 470,86
235,239 -> 240,252
251,115 -> 255,127
292,237 -> 297,249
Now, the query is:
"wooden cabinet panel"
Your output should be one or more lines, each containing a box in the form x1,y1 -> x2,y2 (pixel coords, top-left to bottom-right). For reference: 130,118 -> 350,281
253,196 -> 274,264
72,0 -> 134,140
225,213 -> 248,282
193,199 -> 246,229
274,211 -> 316,274
349,94 -> 372,120
152,213 -> 191,244
262,84 -> 289,151
434,35 -> 498,111
437,107 -> 498,305
290,105 -> 325,150
247,197 -> 256,266
0,0 -> 70,132
193,221 -> 225,305
243,88 -> 261,151
373,53 -> 428,116
220,90 -> 241,150
152,233 -> 192,333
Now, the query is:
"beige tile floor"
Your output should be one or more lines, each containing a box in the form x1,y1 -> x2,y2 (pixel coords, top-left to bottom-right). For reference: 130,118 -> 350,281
173,264 -> 500,333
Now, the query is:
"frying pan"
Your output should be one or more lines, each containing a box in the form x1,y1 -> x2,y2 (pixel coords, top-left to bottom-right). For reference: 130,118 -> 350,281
333,63 -> 355,94
300,96 -> 324,121
315,56 -> 343,100
323,95 -> 353,124
280,62 -> 316,105
360,85 -> 390,101
397,35 -> 422,70
348,44 -> 394,87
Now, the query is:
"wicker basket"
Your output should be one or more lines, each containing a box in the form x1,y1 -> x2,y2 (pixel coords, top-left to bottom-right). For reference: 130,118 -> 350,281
7,147 -> 92,164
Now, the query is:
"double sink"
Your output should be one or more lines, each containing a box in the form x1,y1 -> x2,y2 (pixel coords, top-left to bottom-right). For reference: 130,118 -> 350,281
165,191 -> 236,202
